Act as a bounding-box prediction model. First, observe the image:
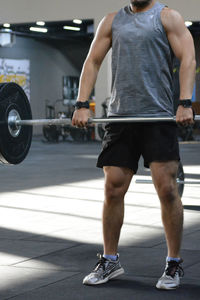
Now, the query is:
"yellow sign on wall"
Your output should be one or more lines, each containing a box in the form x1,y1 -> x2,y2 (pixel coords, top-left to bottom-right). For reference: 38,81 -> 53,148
0,59 -> 30,100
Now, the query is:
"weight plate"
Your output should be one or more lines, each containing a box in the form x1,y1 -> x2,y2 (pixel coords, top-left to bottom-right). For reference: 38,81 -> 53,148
0,82 -> 32,164
177,161 -> 185,198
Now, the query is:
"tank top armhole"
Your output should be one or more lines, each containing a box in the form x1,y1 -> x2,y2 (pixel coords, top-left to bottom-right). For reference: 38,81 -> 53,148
156,5 -> 173,50
111,7 -> 127,32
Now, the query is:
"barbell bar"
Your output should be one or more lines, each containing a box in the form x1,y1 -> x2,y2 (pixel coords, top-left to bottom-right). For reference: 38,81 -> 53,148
136,179 -> 200,185
0,82 -> 200,170
8,114 -> 200,128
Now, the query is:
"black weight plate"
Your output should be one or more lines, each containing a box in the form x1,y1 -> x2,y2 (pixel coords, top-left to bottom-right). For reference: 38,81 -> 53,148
0,82 -> 32,164
177,161 -> 185,198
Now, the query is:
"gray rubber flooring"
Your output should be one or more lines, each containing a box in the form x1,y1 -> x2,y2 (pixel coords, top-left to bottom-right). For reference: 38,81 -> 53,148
0,137 -> 199,299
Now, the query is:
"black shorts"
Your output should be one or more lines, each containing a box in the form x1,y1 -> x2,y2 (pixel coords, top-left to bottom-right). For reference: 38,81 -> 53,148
97,122 -> 180,173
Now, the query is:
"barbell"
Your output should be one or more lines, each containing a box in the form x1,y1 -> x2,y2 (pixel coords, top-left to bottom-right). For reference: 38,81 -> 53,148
0,82 -> 200,191
0,82 -> 200,165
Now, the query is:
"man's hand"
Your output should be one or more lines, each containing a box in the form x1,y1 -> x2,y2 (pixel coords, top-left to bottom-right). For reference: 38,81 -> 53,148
72,108 -> 90,128
176,106 -> 194,125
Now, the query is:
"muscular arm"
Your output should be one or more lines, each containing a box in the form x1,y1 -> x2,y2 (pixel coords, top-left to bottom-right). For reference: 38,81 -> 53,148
72,13 -> 116,127
161,8 -> 196,123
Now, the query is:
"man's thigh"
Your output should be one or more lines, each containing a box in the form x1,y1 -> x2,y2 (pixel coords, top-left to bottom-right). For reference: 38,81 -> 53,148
103,166 -> 134,195
150,161 -> 179,183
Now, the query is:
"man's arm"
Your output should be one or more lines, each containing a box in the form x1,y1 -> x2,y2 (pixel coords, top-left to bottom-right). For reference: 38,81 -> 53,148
161,8 -> 196,124
72,13 -> 116,127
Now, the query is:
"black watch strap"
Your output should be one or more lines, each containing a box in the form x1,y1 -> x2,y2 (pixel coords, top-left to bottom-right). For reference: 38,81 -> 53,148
178,99 -> 192,108
74,101 -> 90,110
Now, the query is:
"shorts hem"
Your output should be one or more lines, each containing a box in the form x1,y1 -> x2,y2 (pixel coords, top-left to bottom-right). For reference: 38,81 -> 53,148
144,157 -> 180,169
96,162 -> 137,173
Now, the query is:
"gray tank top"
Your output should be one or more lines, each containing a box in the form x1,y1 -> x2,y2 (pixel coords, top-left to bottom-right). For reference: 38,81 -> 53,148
108,2 -> 174,117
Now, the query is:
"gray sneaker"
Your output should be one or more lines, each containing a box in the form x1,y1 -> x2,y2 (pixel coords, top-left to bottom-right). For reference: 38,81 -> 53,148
83,254 -> 124,285
156,259 -> 184,290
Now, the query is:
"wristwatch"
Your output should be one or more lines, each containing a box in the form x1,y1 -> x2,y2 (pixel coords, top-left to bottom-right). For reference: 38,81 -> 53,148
178,99 -> 192,108
74,101 -> 90,110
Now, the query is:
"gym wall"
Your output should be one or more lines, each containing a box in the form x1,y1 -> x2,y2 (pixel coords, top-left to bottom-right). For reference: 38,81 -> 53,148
0,1 -> 199,23
0,36 -> 79,134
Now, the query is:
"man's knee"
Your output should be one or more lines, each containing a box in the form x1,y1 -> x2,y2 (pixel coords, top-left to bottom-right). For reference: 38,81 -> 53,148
104,166 -> 133,204
105,181 -> 127,203
151,161 -> 180,203
155,181 -> 178,203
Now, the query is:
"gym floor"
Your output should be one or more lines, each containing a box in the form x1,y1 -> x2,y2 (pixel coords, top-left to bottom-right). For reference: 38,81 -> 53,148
0,138 -> 199,299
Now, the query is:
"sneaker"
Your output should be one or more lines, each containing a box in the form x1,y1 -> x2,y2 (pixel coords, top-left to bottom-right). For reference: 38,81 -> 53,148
83,253 -> 124,285
156,259 -> 184,290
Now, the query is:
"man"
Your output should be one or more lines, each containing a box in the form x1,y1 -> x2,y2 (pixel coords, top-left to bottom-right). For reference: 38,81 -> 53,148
72,0 -> 196,290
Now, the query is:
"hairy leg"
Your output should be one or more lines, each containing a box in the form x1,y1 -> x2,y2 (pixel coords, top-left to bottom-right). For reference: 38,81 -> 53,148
151,161 -> 183,258
103,166 -> 134,255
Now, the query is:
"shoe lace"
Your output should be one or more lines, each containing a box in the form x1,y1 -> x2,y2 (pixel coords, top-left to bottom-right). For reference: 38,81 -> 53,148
93,254 -> 107,272
165,260 -> 184,278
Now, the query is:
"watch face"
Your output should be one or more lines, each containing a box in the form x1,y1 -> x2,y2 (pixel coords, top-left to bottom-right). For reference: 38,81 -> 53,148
179,100 -> 192,108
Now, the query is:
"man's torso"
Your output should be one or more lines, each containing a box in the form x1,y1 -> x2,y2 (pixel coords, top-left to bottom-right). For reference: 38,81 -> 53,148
108,2 -> 174,118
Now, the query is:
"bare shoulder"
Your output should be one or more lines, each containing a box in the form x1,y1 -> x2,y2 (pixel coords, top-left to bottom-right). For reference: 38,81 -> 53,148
104,12 -> 118,23
99,12 -> 118,29
161,7 -> 185,32
96,12 -> 118,37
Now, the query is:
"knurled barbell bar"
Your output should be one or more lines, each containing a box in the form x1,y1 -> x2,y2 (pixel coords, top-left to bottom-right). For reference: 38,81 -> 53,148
0,81 -> 199,197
